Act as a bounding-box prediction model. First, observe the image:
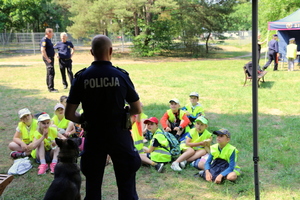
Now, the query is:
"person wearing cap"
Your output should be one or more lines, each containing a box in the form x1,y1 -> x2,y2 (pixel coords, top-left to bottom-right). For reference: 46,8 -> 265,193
31,113 -> 66,175
8,108 -> 39,158
170,116 -> 212,171
286,38 -> 297,71
182,92 -> 205,128
143,117 -> 171,172
262,34 -> 279,71
65,35 -> 142,199
203,128 -> 240,184
160,98 -> 190,141
52,103 -> 75,137
131,109 -> 160,171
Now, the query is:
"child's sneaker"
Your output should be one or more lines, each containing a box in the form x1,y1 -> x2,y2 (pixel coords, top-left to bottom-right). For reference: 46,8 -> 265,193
10,151 -> 25,159
38,164 -> 48,175
50,162 -> 57,174
179,160 -> 187,169
171,162 -> 182,171
154,163 -> 164,173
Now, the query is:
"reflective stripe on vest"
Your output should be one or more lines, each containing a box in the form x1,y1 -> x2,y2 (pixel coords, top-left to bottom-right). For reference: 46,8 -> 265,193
153,149 -> 171,156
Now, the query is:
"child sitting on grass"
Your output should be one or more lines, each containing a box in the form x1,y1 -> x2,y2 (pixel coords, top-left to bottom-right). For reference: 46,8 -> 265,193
203,128 -> 240,184
8,108 -> 38,158
170,116 -> 211,171
31,113 -> 66,175
52,103 -> 75,137
160,98 -> 190,141
143,117 -> 171,173
181,92 -> 205,128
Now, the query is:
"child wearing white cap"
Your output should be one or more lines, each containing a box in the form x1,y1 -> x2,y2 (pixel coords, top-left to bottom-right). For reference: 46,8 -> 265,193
31,113 -> 66,175
171,116 -> 212,171
52,103 -> 75,137
8,108 -> 39,158
181,92 -> 205,129
160,98 -> 190,141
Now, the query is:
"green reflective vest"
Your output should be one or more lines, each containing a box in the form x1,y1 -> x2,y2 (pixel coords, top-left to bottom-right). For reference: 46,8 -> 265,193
31,127 -> 58,158
52,115 -> 70,129
167,109 -> 184,123
17,119 -> 38,144
149,129 -> 172,163
180,128 -> 211,151
210,143 -> 240,175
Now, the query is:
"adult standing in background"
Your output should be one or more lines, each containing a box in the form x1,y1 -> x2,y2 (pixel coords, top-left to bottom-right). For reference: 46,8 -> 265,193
257,34 -> 266,65
65,35 -> 142,200
54,32 -> 75,89
40,28 -> 58,92
262,34 -> 279,71
286,38 -> 297,71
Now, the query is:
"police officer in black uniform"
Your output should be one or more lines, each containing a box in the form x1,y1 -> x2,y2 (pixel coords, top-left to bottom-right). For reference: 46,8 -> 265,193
263,34 -> 279,71
65,35 -> 142,200
54,32 -> 75,89
40,28 -> 58,92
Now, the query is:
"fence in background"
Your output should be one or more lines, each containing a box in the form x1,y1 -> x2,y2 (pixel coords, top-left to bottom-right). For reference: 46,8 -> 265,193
0,31 -> 252,54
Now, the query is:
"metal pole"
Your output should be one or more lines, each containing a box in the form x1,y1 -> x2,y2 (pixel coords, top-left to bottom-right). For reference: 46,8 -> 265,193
252,1 -> 260,200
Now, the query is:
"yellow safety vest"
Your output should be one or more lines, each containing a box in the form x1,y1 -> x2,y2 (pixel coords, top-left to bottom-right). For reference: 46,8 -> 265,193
17,119 -> 38,144
180,128 -> 211,151
183,103 -> 205,117
149,129 -> 172,163
286,44 -> 297,59
167,109 -> 184,123
52,115 -> 70,129
210,143 -> 240,175
31,127 -> 58,158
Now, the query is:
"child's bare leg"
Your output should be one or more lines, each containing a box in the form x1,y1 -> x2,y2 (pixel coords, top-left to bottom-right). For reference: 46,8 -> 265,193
175,148 -> 194,163
8,142 -> 23,151
36,142 -> 45,161
139,153 -> 159,166
226,172 -> 237,181
187,149 -> 206,162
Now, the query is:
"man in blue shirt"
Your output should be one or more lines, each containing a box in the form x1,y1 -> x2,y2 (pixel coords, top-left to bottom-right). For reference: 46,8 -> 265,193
54,32 -> 75,89
65,35 -> 142,200
40,28 -> 58,92
263,34 -> 279,71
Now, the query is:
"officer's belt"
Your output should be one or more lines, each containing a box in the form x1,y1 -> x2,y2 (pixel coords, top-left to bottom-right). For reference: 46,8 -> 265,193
60,58 -> 71,61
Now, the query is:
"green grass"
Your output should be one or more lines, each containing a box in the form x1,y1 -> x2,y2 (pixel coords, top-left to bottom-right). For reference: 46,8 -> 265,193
1,53 -> 300,199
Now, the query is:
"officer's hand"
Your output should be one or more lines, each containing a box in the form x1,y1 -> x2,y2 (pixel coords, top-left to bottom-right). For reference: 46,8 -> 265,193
47,58 -> 51,63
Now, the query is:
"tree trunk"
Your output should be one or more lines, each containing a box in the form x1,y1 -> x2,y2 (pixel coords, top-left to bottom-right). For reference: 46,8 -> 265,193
205,32 -> 211,54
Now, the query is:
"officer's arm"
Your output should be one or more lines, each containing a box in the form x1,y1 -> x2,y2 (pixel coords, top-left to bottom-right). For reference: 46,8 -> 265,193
41,46 -> 51,63
71,47 -> 75,57
65,103 -> 81,124
128,100 -> 142,116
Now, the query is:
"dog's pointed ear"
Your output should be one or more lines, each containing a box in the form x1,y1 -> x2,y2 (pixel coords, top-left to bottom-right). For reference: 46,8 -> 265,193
55,138 -> 63,147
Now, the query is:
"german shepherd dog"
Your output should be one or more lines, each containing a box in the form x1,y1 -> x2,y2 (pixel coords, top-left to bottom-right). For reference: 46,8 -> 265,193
44,138 -> 82,200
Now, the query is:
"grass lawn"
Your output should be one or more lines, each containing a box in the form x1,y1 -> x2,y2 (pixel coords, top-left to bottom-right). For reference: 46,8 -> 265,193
0,51 -> 300,200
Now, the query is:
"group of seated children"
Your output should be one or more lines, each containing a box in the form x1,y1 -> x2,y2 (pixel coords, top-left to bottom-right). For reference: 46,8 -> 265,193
8,95 -> 83,175
131,92 -> 240,183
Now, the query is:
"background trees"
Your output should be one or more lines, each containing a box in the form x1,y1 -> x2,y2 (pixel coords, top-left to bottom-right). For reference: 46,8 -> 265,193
1,0 -> 300,56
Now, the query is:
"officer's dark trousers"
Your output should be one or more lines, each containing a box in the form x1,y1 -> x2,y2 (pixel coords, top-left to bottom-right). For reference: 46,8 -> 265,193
263,50 -> 278,70
81,127 -> 141,200
43,57 -> 55,90
59,58 -> 73,87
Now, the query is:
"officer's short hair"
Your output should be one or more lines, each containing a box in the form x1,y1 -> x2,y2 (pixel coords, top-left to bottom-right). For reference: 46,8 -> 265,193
60,32 -> 68,37
45,28 -> 53,34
